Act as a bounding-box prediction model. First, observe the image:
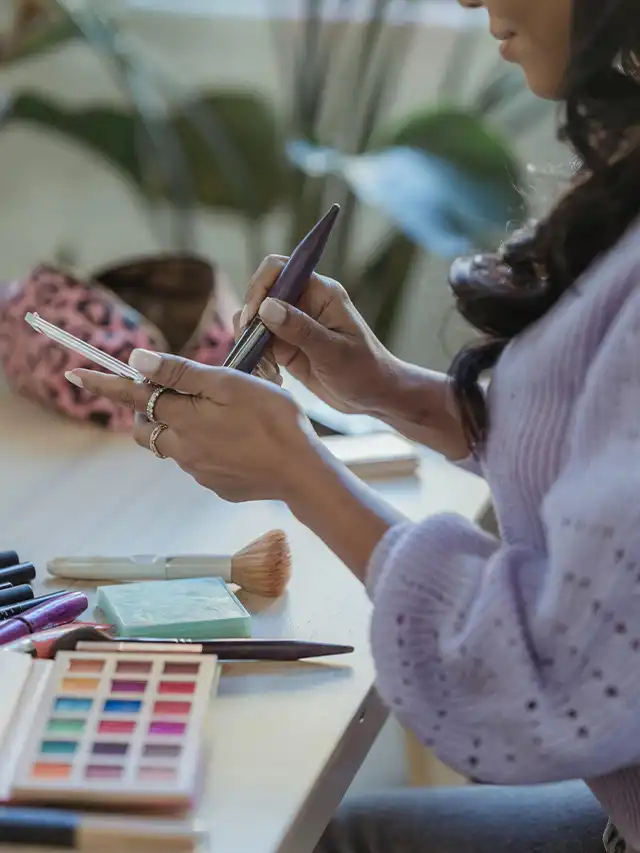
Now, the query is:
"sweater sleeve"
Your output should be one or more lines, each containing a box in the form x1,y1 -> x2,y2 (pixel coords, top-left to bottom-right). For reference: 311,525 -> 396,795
451,453 -> 484,478
368,288 -> 640,785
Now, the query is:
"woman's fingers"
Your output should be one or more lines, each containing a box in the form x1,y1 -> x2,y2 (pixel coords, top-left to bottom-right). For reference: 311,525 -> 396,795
241,254 -> 288,330
133,414 -> 180,459
65,369 -> 184,424
255,356 -> 282,386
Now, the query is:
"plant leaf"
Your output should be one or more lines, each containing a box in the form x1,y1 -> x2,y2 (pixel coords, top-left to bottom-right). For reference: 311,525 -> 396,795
0,91 -> 144,184
1,90 -> 287,219
173,91 -> 288,218
0,16 -> 81,65
288,141 -> 523,256
375,107 -> 523,196
347,231 -> 418,344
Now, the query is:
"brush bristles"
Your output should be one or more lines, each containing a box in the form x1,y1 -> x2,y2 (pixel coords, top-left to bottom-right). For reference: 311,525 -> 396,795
230,529 -> 292,597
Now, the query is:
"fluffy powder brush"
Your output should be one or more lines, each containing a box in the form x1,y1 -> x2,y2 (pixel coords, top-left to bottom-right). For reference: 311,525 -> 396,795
47,529 -> 292,598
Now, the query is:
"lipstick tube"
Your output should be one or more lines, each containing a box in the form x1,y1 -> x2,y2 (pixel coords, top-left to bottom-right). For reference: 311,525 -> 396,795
0,591 -> 88,645
0,591 -> 67,621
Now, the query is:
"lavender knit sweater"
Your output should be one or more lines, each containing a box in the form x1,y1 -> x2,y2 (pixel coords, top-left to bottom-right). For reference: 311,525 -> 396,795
367,217 -> 640,843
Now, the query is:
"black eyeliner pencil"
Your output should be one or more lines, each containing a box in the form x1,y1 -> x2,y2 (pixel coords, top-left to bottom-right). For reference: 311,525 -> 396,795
0,550 -> 19,569
0,561 -> 35,586
0,590 -> 67,621
0,583 -> 33,607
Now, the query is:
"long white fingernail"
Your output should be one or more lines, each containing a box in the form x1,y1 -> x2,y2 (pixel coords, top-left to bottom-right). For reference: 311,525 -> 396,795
129,349 -> 161,375
259,298 -> 286,327
65,371 -> 83,388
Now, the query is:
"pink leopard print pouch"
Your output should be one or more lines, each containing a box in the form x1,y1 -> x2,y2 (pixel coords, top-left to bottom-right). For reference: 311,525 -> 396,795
0,254 -> 237,430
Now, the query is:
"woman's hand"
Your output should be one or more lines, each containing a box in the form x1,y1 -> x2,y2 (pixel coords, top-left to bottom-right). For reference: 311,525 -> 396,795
240,256 -> 469,460
238,255 -> 395,416
67,348 -> 408,581
66,351 -> 318,504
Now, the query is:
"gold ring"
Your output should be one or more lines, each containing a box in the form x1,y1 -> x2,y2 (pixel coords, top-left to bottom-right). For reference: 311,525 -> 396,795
146,385 -> 168,424
149,423 -> 168,459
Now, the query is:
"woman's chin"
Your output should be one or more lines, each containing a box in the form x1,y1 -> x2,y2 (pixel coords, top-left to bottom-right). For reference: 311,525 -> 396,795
521,64 -> 565,101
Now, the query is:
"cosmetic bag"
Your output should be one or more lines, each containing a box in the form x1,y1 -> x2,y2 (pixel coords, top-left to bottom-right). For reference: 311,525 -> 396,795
0,254 -> 237,430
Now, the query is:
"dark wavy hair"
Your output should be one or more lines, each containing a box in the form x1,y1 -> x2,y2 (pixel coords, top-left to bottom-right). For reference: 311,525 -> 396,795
448,0 -> 640,451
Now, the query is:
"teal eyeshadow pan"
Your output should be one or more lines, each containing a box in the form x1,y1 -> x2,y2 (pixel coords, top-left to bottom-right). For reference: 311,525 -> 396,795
40,740 -> 78,755
54,697 -> 93,713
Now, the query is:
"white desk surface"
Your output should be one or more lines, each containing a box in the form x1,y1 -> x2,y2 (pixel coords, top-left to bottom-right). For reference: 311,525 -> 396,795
0,392 -> 490,853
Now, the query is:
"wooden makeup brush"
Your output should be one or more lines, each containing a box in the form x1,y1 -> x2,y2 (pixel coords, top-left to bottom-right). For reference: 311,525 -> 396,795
46,529 -> 292,597
4,624 -> 354,660
226,529 -> 291,596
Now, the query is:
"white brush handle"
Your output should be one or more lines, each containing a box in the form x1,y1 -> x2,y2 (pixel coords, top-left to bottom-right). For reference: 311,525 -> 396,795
47,554 -> 233,581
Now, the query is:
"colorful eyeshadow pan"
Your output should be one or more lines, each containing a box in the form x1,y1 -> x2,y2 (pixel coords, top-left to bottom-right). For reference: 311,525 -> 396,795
158,681 -> 195,695
98,719 -> 136,735
61,677 -> 100,692
111,680 -> 147,693
115,661 -> 152,674
92,742 -> 129,756
163,662 -> 200,676
31,763 -> 71,779
153,701 -> 191,715
40,741 -> 77,756
46,719 -> 85,735
11,650 -> 218,810
138,766 -> 177,782
54,698 -> 92,713
103,699 -> 142,713
143,744 -> 182,759
86,764 -> 123,780
68,659 -> 104,673
149,721 -> 186,736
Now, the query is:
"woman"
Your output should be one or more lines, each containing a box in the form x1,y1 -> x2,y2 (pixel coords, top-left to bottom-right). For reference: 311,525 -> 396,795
67,0 -> 640,849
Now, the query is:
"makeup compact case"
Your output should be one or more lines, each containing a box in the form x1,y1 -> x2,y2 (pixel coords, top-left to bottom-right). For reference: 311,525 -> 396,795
0,254 -> 237,430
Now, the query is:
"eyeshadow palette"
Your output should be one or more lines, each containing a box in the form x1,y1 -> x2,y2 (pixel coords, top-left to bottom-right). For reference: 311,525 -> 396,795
7,650 -> 218,811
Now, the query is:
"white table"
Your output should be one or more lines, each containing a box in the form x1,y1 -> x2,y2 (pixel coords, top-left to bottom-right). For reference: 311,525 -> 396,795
0,392 -> 490,853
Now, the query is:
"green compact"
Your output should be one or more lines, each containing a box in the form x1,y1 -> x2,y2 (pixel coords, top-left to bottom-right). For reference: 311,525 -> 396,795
96,576 -> 252,639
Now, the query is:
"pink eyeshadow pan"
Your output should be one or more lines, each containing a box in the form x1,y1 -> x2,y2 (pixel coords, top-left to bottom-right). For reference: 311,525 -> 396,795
158,681 -> 195,695
86,764 -> 123,780
98,720 -> 136,735
153,701 -> 191,715
149,721 -> 186,736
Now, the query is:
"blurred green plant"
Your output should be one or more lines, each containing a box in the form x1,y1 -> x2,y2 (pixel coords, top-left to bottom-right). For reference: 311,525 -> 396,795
274,1 -> 551,339
0,0 -> 551,341
0,0 -> 288,263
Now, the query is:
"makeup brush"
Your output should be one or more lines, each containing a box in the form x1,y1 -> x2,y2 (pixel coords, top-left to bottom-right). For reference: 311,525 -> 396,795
224,203 -> 340,373
46,529 -> 292,597
6,624 -> 354,661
